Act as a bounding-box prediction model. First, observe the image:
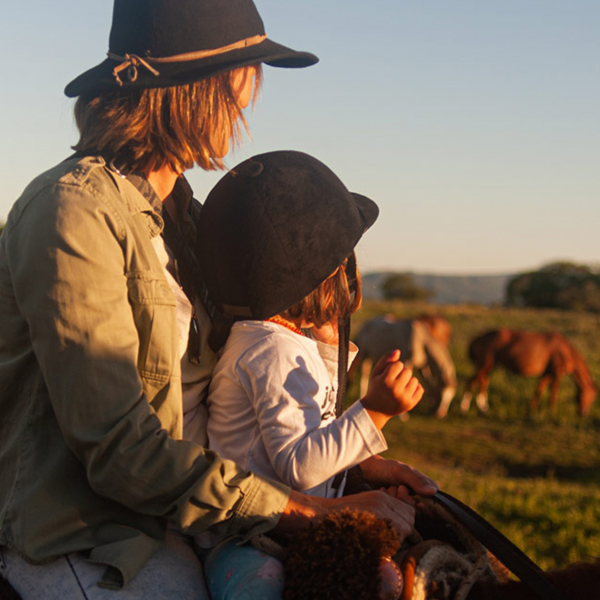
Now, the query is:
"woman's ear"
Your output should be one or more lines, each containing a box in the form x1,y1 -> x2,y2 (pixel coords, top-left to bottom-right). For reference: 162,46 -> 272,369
231,66 -> 257,109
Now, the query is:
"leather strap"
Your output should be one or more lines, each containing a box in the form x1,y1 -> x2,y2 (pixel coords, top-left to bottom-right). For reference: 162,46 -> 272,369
430,491 -> 569,600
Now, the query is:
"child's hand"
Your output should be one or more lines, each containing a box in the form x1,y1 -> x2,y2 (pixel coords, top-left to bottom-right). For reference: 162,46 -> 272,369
360,350 -> 424,429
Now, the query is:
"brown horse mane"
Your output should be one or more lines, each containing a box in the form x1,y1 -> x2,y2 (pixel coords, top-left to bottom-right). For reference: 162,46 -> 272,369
567,342 -> 598,394
468,559 -> 600,600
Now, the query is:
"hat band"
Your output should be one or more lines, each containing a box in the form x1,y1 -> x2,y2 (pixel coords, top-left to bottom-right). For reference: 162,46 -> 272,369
108,34 -> 267,86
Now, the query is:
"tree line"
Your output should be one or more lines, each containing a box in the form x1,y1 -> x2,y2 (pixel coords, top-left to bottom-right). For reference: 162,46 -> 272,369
381,261 -> 600,313
506,261 -> 600,313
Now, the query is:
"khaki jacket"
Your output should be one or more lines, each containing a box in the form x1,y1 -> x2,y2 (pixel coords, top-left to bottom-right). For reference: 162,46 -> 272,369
0,156 -> 289,589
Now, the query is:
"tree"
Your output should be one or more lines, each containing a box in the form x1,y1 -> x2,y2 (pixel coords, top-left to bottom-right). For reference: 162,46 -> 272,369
506,261 -> 600,313
380,272 -> 433,302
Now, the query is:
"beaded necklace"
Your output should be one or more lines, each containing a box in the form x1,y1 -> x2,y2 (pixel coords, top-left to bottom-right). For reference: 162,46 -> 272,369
266,315 -> 305,337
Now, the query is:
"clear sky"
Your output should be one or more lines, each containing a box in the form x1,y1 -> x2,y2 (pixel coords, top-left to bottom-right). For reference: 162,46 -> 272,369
1,1 -> 598,275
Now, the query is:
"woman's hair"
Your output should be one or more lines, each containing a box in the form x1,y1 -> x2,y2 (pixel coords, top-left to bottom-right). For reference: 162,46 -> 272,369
281,257 -> 362,329
72,66 -> 262,173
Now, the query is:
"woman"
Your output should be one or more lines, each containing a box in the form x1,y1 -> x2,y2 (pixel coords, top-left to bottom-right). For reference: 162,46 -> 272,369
0,1 -> 436,598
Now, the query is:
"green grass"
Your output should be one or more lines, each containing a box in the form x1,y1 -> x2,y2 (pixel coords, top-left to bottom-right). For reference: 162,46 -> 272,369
382,415 -> 600,569
350,301 -> 600,569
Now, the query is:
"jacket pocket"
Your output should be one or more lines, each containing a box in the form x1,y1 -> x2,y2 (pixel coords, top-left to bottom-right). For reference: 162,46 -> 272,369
127,271 -> 178,383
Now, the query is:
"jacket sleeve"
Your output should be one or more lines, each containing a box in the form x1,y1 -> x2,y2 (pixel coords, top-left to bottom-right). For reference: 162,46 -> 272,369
6,173 -> 289,540
236,336 -> 387,491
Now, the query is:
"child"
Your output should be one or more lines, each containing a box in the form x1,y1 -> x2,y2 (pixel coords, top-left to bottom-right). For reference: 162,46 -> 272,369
195,150 -> 423,599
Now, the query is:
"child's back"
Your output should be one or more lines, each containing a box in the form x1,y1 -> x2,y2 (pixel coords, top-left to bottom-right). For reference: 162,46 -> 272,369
207,320 -> 386,497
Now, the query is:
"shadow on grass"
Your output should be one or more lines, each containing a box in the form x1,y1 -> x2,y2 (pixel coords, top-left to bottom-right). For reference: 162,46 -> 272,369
500,461 -> 600,486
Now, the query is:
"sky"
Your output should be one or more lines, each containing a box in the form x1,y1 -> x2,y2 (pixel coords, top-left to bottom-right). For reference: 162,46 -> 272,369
1,0 -> 599,275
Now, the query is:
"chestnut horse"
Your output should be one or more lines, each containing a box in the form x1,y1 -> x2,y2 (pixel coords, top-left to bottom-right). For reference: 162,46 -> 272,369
461,329 -> 597,417
349,315 -> 457,418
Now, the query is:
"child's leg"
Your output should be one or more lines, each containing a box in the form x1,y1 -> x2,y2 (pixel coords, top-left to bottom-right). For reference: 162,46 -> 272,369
203,538 -> 284,600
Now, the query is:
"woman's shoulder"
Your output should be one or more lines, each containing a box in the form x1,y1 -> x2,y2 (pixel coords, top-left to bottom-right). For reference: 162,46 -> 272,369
7,156 -> 121,229
5,156 -> 157,246
21,155 -> 115,199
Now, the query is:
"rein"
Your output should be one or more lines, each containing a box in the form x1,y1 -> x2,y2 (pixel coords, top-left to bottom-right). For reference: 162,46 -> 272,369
429,492 -> 570,600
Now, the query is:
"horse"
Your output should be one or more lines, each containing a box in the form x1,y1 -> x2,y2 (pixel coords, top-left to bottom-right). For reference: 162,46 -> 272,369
417,314 -> 453,347
461,329 -> 597,417
349,315 -> 458,418
466,561 -> 600,600
4,555 -> 598,600
4,498 -> 599,600
281,504 -> 600,600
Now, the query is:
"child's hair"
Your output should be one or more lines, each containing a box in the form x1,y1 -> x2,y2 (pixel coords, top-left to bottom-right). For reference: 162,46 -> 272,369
281,256 -> 362,329
72,66 -> 262,174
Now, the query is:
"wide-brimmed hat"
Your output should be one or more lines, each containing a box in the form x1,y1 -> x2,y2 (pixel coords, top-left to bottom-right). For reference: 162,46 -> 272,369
65,0 -> 318,98
195,150 -> 379,322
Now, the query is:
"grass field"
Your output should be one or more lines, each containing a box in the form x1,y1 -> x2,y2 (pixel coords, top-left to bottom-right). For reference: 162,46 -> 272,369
348,301 -> 600,570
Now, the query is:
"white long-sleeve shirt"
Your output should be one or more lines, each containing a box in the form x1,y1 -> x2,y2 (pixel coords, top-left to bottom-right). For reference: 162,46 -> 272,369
206,320 -> 387,498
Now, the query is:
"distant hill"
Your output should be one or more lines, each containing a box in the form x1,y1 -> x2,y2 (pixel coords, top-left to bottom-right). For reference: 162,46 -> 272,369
362,271 -> 514,305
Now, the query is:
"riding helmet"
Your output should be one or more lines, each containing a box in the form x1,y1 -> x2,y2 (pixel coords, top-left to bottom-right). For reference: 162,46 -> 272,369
195,150 -> 379,324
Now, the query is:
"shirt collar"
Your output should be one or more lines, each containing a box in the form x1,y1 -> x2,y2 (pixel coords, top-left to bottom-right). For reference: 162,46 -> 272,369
125,172 -> 194,224
125,172 -> 164,213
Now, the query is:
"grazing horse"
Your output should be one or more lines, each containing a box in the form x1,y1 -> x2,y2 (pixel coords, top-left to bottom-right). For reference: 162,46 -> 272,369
461,329 -> 597,417
350,315 -> 457,418
418,313 -> 453,347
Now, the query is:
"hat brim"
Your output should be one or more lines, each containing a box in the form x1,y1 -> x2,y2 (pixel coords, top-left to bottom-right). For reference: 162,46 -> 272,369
65,38 -> 318,97
351,193 -> 379,234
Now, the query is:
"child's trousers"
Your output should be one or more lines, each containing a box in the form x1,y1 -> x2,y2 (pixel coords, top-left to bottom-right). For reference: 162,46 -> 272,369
203,537 -> 285,600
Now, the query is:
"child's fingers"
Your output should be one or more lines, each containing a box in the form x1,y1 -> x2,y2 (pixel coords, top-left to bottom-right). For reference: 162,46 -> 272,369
384,360 -> 405,379
382,485 -> 418,505
395,485 -> 417,505
388,365 -> 413,389
415,383 -> 424,400
405,377 -> 422,397
404,374 -> 424,399
371,350 -> 401,378
370,360 -> 404,388
382,485 -> 399,497
403,381 -> 424,410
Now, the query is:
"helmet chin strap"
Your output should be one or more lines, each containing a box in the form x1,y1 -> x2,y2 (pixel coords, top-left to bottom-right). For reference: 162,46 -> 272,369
335,313 -> 350,417
335,252 -> 357,417
346,251 -> 358,299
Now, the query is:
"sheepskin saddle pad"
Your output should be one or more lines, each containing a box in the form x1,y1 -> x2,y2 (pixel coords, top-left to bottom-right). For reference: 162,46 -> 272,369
251,496 -> 508,600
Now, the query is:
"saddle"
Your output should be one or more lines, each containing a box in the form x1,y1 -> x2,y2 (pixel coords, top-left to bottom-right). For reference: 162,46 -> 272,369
0,491 -> 573,600
262,491 -> 570,600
